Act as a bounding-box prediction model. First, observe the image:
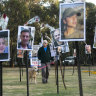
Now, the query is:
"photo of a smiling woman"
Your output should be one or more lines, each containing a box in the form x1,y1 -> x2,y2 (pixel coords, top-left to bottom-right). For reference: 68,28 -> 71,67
60,4 -> 85,40
0,38 -> 8,53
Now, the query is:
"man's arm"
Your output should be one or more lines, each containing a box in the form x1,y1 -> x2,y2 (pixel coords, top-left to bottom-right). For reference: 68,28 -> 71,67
37,48 -> 41,60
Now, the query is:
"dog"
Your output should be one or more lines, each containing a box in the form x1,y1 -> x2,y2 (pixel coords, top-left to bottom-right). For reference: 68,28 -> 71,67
28,66 -> 38,84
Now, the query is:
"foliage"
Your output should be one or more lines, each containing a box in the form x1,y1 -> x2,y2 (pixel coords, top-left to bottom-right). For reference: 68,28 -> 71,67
86,3 -> 96,45
0,1 -> 96,66
2,0 -> 30,66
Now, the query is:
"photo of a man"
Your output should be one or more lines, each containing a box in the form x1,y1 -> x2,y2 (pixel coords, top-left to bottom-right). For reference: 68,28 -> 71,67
59,2 -> 86,41
17,26 -> 35,50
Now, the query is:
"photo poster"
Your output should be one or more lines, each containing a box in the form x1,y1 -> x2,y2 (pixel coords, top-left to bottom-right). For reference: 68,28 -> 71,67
49,43 -> 56,57
17,50 -> 24,58
30,57 -> 41,67
17,25 -> 35,50
93,27 -> 96,48
85,45 -> 91,54
32,45 -> 41,57
61,41 -> 70,53
0,30 -> 10,61
59,2 -> 86,41
50,28 -> 64,48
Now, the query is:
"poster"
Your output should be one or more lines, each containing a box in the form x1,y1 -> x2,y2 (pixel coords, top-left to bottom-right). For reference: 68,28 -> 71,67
17,26 -> 35,50
85,45 -> 91,54
50,28 -> 64,48
17,50 -> 24,58
30,57 -> 41,67
93,27 -> 96,48
59,2 -> 86,41
61,41 -> 69,53
0,30 -> 10,61
32,45 -> 41,57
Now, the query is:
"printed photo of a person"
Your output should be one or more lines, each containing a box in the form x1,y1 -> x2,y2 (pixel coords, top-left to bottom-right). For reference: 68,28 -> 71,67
51,29 -> 64,48
85,45 -> 91,54
0,30 -> 10,61
60,3 -> 85,41
17,26 -> 35,50
93,27 -> 96,48
0,38 -> 8,53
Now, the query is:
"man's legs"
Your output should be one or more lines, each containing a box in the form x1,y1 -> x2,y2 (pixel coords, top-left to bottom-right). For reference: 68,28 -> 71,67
46,62 -> 50,83
41,62 -> 50,83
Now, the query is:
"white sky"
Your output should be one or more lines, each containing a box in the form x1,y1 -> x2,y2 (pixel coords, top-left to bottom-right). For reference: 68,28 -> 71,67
86,0 -> 96,5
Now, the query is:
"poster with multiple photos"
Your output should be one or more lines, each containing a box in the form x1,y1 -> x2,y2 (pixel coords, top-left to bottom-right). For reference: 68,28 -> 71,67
0,30 -> 10,61
17,26 -> 35,50
59,2 -> 86,41
93,27 -> 96,48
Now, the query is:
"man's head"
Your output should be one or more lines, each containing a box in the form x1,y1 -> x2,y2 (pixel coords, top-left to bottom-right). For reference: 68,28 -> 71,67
20,29 -> 30,47
43,40 -> 48,47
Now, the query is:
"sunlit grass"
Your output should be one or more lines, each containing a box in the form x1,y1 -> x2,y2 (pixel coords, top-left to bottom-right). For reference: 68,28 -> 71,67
3,66 -> 96,96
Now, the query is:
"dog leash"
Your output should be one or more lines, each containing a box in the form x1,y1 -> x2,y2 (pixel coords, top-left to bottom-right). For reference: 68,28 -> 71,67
38,64 -> 50,69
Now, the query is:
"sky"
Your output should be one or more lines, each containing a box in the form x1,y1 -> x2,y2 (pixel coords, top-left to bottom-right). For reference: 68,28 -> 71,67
59,0 -> 96,5
86,0 -> 96,5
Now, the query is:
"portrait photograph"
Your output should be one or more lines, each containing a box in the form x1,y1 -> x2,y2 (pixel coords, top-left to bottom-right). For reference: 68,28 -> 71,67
50,28 -> 64,48
93,27 -> 96,48
17,26 -> 35,50
0,30 -> 10,61
59,2 -> 86,41
85,45 -> 91,54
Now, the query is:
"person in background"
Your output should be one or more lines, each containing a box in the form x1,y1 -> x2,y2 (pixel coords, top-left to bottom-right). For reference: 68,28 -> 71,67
38,40 -> 51,83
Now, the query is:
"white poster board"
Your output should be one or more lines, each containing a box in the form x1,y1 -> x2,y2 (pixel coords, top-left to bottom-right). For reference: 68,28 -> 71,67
59,2 -> 86,41
30,57 -> 41,67
0,30 -> 10,61
50,28 -> 64,48
17,26 -> 35,50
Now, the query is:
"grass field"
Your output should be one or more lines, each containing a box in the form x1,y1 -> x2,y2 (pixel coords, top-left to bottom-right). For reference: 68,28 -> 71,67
3,66 -> 96,96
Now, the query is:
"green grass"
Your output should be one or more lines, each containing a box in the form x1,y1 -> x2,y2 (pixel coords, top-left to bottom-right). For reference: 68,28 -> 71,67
3,66 -> 96,96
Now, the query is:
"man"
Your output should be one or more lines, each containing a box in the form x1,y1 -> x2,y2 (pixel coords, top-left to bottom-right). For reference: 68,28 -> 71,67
18,29 -> 32,49
38,40 -> 51,83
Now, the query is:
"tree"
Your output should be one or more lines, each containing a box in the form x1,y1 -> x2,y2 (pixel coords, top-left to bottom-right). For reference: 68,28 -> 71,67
3,0 -> 30,67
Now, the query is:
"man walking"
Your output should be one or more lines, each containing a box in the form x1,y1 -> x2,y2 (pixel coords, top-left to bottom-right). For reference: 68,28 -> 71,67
38,40 -> 51,83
